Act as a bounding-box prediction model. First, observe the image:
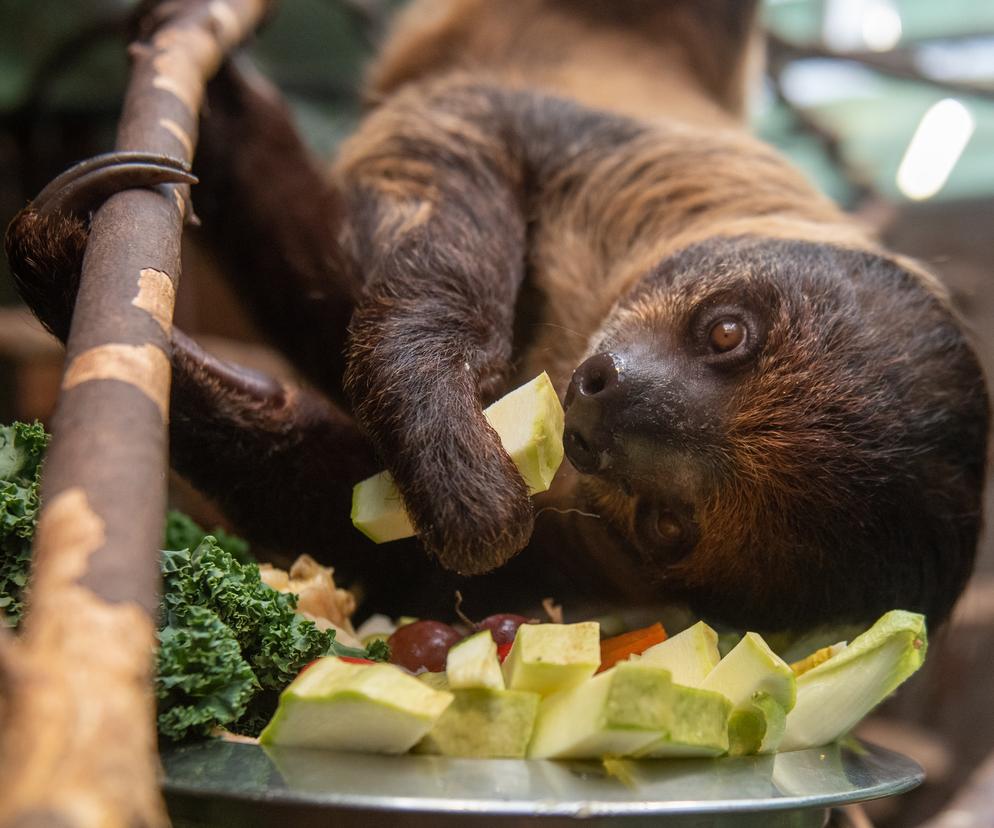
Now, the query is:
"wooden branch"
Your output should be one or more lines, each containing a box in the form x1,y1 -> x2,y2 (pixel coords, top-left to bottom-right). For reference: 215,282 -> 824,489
0,2 -> 269,826
768,34 -> 994,102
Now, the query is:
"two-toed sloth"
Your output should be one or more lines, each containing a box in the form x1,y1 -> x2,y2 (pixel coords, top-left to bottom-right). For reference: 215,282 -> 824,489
7,0 -> 989,633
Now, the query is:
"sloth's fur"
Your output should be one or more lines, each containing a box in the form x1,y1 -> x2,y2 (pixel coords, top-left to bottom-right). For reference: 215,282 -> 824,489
6,0 -> 989,633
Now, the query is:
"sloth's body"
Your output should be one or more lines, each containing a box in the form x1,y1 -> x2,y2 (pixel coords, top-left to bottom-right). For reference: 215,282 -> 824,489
7,0 -> 989,632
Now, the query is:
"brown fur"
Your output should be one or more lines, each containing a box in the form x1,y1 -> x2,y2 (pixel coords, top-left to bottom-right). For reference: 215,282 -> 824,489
6,0 -> 987,633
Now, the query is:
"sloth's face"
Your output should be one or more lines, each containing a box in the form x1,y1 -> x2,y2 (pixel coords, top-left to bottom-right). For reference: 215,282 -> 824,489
562,237 -> 988,631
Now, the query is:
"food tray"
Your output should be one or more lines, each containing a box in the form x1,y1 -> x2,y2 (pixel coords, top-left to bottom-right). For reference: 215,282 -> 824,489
161,738 -> 922,827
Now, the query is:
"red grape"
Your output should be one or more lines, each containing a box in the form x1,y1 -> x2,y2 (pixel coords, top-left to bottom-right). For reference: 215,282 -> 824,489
388,621 -> 463,672
476,614 -> 535,646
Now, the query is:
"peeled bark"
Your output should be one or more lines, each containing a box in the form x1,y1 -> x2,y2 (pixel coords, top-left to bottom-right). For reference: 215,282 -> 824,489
0,2 -> 269,826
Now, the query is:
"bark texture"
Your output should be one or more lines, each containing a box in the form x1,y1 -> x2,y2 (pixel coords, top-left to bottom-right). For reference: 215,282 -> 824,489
0,2 -> 268,826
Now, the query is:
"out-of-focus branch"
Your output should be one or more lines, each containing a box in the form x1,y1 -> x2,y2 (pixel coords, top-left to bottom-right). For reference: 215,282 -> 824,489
0,1 -> 270,826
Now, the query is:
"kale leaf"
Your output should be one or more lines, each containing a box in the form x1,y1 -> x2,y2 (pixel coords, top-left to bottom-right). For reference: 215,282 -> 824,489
163,509 -> 254,565
157,536 -> 339,738
0,421 -> 49,627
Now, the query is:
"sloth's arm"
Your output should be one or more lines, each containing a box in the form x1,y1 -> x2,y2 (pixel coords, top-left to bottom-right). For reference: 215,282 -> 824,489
5,150 -> 377,562
340,83 -> 534,576
191,60 -> 359,401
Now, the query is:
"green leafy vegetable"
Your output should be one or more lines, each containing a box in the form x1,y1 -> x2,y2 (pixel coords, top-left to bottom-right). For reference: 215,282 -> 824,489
164,509 -> 254,565
1,420 -> 384,741
0,421 -> 49,627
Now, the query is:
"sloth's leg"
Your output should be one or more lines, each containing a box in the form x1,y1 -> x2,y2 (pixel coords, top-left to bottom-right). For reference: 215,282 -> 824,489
169,330 -> 378,556
192,59 -> 358,401
6,157 -> 377,559
340,83 -> 534,577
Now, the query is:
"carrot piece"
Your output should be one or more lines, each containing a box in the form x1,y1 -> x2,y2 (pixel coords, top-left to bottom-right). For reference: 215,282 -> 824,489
598,622 -> 668,672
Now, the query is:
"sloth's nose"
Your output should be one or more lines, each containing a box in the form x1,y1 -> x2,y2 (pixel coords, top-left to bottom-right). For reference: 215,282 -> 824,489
563,353 -> 623,473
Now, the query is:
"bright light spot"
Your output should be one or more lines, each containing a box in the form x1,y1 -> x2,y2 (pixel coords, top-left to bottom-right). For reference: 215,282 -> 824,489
861,2 -> 902,52
896,99 -> 975,201
823,0 -> 901,52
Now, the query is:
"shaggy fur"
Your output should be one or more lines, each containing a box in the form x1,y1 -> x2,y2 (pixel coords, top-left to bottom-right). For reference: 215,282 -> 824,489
6,0 -> 988,633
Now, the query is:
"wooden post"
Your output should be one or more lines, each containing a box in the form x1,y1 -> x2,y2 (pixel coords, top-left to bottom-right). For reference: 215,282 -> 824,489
0,2 -> 268,826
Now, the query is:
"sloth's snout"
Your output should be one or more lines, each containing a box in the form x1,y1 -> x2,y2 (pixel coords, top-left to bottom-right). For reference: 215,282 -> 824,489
563,352 -> 623,473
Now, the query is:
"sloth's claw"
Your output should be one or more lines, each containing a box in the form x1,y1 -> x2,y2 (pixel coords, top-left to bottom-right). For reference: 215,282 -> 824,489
5,152 -> 196,341
32,151 -> 197,218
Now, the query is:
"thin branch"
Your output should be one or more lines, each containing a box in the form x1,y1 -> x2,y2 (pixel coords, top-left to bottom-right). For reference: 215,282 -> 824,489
0,1 -> 270,826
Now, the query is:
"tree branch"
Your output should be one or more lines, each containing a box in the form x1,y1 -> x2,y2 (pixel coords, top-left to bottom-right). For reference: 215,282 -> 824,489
0,2 -> 270,826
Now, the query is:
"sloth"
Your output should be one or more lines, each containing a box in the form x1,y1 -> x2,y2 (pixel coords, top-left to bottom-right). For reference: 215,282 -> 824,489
6,0 -> 989,634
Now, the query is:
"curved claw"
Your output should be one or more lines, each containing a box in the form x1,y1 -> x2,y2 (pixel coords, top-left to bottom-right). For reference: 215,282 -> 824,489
33,151 -> 197,218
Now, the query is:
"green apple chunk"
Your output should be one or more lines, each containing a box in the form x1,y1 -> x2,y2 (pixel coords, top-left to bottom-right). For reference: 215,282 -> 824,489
529,661 -> 731,759
502,621 -> 600,696
726,691 -> 787,756
416,688 -> 540,758
780,610 -> 927,752
636,621 -> 721,686
447,630 -> 504,690
259,657 -> 453,753
351,371 -> 565,543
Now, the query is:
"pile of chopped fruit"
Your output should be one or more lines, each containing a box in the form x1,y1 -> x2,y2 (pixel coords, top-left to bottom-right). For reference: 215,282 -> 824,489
259,609 -> 927,759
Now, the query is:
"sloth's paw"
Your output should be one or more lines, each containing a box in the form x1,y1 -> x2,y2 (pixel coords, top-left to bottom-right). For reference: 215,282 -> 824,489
400,418 -> 535,576
4,152 -> 195,341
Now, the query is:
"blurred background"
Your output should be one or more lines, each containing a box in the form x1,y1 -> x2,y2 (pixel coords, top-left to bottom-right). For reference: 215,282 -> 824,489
0,1 -> 991,824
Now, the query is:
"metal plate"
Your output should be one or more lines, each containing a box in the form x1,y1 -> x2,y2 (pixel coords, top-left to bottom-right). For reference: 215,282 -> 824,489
162,739 -> 922,827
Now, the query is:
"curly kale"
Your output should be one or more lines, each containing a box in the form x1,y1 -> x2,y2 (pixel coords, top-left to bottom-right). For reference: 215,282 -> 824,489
0,421 -> 49,627
156,605 -> 259,741
163,509 -> 254,565
1,421 -> 385,742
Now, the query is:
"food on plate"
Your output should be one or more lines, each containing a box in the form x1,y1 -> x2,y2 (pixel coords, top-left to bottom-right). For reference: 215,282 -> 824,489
529,660 -> 731,759
388,620 -> 463,673
416,686 -> 541,758
260,554 -> 360,646
700,632 -> 796,755
501,621 -> 600,695
598,622 -> 668,672
635,620 -> 721,686
351,371 -> 565,543
780,610 -> 927,751
446,630 -> 505,690
259,656 -> 453,752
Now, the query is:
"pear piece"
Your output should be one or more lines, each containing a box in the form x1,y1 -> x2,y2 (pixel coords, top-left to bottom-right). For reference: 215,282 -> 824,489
259,657 -> 453,753
502,621 -> 600,696
636,621 -> 721,686
351,371 -> 564,543
780,610 -> 927,751
416,688 -> 540,758
447,630 -> 504,691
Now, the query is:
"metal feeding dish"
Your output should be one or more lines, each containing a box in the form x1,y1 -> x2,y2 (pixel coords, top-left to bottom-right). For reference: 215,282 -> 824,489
162,738 -> 922,827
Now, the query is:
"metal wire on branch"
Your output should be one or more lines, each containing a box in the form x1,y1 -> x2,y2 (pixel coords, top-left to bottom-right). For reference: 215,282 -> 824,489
0,1 -> 269,826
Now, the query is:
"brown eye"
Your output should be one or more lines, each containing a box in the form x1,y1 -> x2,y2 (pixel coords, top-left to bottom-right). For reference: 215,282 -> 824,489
656,512 -> 683,543
709,318 -> 745,353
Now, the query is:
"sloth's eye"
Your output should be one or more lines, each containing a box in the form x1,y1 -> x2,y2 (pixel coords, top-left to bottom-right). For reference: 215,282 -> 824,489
656,511 -> 683,543
708,318 -> 745,353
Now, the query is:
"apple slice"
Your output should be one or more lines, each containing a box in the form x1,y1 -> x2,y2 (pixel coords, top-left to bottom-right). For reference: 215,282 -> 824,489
351,371 -> 565,543
259,657 -> 453,753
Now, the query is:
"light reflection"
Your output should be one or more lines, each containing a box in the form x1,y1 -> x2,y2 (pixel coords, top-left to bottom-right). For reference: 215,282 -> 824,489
823,0 -> 902,53
895,99 -> 975,201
